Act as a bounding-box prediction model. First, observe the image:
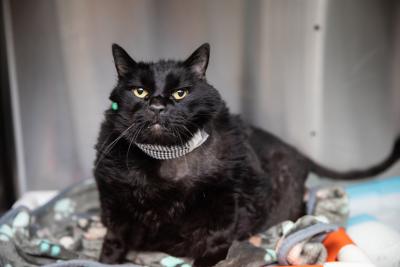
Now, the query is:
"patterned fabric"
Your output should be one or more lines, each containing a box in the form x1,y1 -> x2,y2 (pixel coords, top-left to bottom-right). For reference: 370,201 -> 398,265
0,179 -> 348,267
135,129 -> 209,160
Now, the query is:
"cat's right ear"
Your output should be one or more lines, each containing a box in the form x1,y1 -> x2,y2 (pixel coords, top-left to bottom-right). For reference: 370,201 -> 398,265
112,43 -> 137,78
183,43 -> 210,78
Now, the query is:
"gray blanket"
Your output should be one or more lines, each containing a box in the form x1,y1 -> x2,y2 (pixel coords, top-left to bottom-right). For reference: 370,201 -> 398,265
0,179 -> 348,267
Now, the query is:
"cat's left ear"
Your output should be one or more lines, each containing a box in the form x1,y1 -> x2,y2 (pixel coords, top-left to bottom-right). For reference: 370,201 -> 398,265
112,43 -> 137,78
183,43 -> 210,78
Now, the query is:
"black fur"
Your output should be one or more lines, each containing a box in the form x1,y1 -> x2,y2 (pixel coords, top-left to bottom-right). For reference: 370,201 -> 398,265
94,43 -> 400,266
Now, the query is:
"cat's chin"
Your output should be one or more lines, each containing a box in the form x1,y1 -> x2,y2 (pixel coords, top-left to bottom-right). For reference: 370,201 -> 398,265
135,126 -> 185,146
147,123 -> 170,141
149,123 -> 163,135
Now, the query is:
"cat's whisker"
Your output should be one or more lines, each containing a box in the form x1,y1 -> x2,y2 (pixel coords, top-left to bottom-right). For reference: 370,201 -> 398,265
126,122 -> 148,171
172,126 -> 189,170
125,132 -> 135,171
133,122 -> 147,142
95,122 -> 136,170
174,124 -> 206,155
181,125 -> 193,137
184,120 -> 201,129
96,130 -> 116,153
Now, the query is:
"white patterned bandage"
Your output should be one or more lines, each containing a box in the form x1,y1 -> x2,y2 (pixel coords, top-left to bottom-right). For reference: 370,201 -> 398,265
135,129 -> 209,160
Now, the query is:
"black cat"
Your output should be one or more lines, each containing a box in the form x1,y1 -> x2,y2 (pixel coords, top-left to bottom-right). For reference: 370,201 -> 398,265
94,43 -> 400,267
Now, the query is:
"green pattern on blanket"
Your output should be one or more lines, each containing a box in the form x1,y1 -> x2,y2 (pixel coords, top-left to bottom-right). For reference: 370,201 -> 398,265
0,179 -> 348,267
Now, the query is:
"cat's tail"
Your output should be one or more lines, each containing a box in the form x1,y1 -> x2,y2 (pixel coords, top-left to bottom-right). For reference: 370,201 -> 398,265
308,136 -> 400,180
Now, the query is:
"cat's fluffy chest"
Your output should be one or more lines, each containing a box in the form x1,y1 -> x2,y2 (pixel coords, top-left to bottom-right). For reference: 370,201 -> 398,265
154,135 -> 222,182
157,150 -> 219,182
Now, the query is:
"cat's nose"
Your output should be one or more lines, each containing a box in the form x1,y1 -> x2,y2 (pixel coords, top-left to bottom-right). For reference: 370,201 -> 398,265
149,97 -> 166,114
149,103 -> 165,113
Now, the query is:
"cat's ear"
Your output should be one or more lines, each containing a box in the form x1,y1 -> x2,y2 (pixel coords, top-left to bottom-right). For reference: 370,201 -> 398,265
183,43 -> 210,78
112,43 -> 137,78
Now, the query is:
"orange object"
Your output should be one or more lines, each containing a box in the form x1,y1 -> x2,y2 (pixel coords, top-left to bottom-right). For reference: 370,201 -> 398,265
323,227 -> 354,262
270,229 -> 358,266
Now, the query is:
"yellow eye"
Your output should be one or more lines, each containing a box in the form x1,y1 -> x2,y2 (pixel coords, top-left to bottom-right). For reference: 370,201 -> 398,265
172,89 -> 188,100
132,87 -> 149,98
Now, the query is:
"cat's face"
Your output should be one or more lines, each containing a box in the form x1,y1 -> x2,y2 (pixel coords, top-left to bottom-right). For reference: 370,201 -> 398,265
107,43 -> 222,146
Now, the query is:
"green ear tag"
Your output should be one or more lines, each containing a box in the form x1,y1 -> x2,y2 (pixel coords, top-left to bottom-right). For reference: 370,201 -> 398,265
111,102 -> 118,111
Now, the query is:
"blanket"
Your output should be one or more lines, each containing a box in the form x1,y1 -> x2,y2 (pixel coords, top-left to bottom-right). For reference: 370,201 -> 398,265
0,179 -> 348,267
